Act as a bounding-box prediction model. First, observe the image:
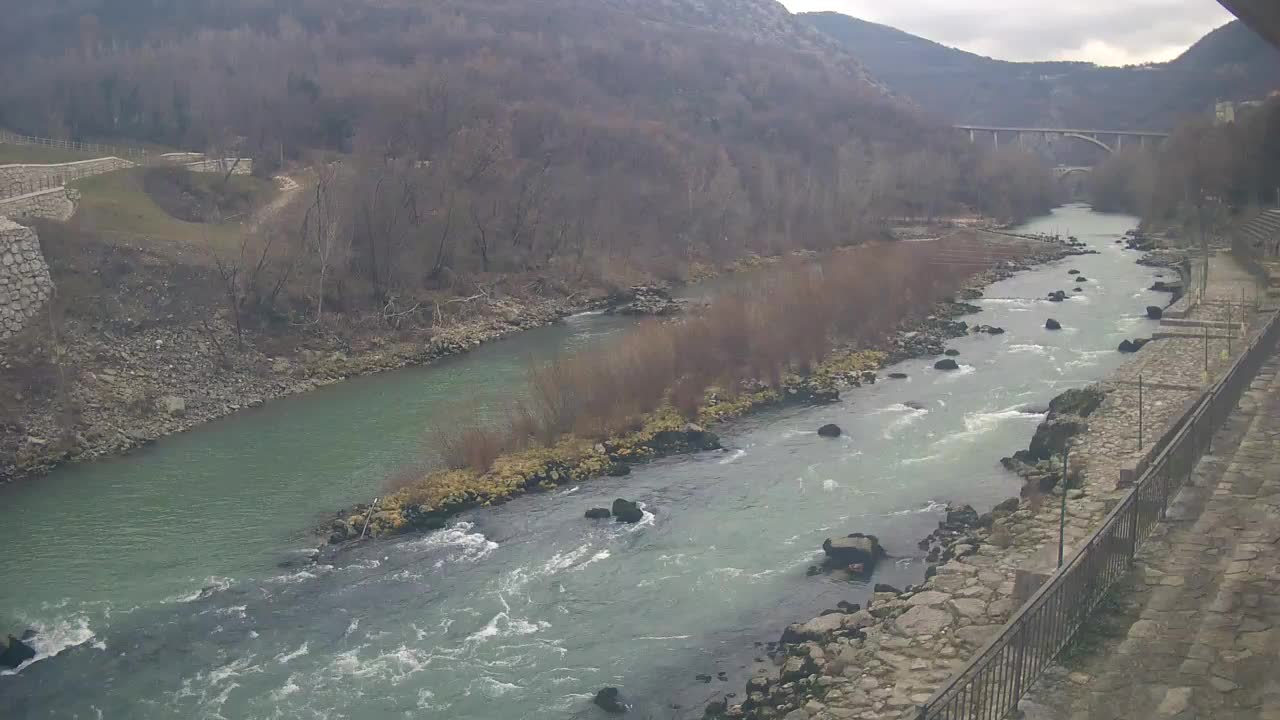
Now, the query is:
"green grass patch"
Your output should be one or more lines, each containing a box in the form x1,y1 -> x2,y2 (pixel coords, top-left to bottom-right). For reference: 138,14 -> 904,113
0,143 -> 99,165
70,168 -> 275,251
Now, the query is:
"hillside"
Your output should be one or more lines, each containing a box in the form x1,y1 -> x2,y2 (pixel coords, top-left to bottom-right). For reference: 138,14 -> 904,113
803,13 -> 1280,130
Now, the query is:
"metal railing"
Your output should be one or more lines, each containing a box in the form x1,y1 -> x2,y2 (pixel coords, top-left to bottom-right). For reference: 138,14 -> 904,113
917,307 -> 1280,720
0,162 -> 121,201
0,130 -> 150,162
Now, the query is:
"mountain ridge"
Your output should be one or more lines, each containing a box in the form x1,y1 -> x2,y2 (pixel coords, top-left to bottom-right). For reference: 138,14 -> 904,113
802,13 -> 1280,130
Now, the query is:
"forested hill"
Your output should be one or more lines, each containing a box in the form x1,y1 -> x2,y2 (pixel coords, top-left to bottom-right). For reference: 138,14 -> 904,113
802,13 -> 1280,130
0,0 -> 1061,286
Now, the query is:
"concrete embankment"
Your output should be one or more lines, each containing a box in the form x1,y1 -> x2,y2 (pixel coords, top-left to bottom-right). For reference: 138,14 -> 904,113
722,249 -> 1274,720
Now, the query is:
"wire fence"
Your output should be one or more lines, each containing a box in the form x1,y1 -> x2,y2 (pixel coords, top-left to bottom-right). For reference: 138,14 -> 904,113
0,129 -> 151,163
916,305 -> 1280,720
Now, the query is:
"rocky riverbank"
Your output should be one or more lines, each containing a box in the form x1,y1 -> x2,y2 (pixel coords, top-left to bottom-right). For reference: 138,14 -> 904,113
707,244 -> 1203,720
0,293 -> 596,484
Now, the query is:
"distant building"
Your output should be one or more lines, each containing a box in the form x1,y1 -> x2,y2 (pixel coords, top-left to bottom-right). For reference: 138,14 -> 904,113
1215,101 -> 1237,124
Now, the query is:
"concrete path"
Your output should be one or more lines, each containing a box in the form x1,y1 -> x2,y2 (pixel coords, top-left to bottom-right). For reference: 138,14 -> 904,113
1021,350 -> 1280,720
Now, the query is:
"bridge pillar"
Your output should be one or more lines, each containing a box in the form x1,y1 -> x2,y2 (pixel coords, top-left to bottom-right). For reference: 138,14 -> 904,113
993,130 -> 998,147
1117,134 -> 1124,150
969,129 -> 974,143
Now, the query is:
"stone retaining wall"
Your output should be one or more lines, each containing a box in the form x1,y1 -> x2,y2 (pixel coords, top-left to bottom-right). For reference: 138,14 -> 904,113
0,187 -> 76,222
0,157 -> 134,189
183,158 -> 254,175
0,218 -> 53,340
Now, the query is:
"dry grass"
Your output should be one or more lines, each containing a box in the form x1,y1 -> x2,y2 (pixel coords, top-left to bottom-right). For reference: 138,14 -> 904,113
435,239 -> 1008,473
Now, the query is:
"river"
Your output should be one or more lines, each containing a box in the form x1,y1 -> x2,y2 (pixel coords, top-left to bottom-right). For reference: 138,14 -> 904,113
0,205 -> 1168,719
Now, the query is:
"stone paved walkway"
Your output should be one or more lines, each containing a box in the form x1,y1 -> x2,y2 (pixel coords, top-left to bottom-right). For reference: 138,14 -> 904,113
1021,351 -> 1280,720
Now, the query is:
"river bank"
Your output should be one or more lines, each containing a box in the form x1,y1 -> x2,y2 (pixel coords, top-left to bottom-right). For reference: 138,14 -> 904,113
325,236 -> 1084,546
713,249 -> 1253,720
0,205 -> 1174,720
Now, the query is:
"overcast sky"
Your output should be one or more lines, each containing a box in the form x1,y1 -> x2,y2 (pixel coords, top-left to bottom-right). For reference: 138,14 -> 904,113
781,0 -> 1236,66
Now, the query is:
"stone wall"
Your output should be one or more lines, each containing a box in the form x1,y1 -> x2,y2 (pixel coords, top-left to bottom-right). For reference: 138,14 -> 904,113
0,187 -> 76,222
0,157 -> 134,191
0,218 -> 53,341
183,158 -> 254,175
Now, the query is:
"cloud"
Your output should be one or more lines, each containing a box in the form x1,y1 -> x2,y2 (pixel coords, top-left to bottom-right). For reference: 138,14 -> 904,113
781,0 -> 1236,65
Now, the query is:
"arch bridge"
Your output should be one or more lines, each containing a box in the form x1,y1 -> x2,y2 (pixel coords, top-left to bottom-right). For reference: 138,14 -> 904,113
955,125 -> 1169,154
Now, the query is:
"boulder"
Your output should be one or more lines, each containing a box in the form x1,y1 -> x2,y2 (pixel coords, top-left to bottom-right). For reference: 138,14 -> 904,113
903,401 -> 925,410
1074,287 -> 1083,292
992,497 -> 1020,515
1146,305 -> 1163,319
974,325 -> 1005,335
1027,417 -> 1087,461
943,503 -> 980,529
1068,269 -> 1080,275
888,372 -> 908,379
611,498 -> 644,524
585,507 -> 612,519
817,424 -> 842,438
1117,339 -> 1137,353
822,533 -> 886,567
873,583 -> 902,594
894,605 -> 953,635
157,395 -> 186,417
933,358 -> 959,371
0,635 -> 36,669
1047,290 -> 1067,302
1045,318 -> 1061,330
1048,386 -> 1106,417
943,349 -> 960,357
593,687 -> 627,714
1075,276 -> 1088,282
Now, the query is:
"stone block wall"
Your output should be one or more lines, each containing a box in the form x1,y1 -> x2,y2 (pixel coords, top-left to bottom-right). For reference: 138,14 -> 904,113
0,187 -> 76,222
183,158 -> 254,175
0,218 -> 53,341
0,157 -> 134,190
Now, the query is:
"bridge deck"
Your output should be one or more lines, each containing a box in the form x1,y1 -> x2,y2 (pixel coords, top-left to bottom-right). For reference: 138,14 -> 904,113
954,125 -> 1170,137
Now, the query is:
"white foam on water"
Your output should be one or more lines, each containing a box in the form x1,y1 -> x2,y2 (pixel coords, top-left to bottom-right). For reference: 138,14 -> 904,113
212,605 -> 248,620
275,642 -> 310,664
270,674 -> 302,701
882,403 -> 929,440
718,448 -> 747,464
885,499 -> 948,517
625,507 -> 656,530
1008,344 -> 1051,356
900,453 -> 942,466
465,611 -> 551,647
580,549 -> 611,568
822,479 -> 839,491
397,521 -> 499,565
470,676 -> 523,698
269,569 -> 320,585
343,618 -> 360,638
170,576 -> 236,603
636,634 -> 692,641
942,405 -> 1038,445
0,613 -> 98,675
556,486 -> 580,496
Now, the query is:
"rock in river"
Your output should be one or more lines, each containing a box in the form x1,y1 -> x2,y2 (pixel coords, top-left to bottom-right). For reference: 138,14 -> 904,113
888,372 -> 909,379
817,423 -> 842,438
822,533 -> 886,567
611,498 -> 644,524
1045,318 -> 1062,330
593,687 -> 627,713
943,349 -> 960,357
1047,290 -> 1067,302
1146,305 -> 1163,319
585,507 -> 612,519
1,634 -> 36,669
933,358 -> 959,371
